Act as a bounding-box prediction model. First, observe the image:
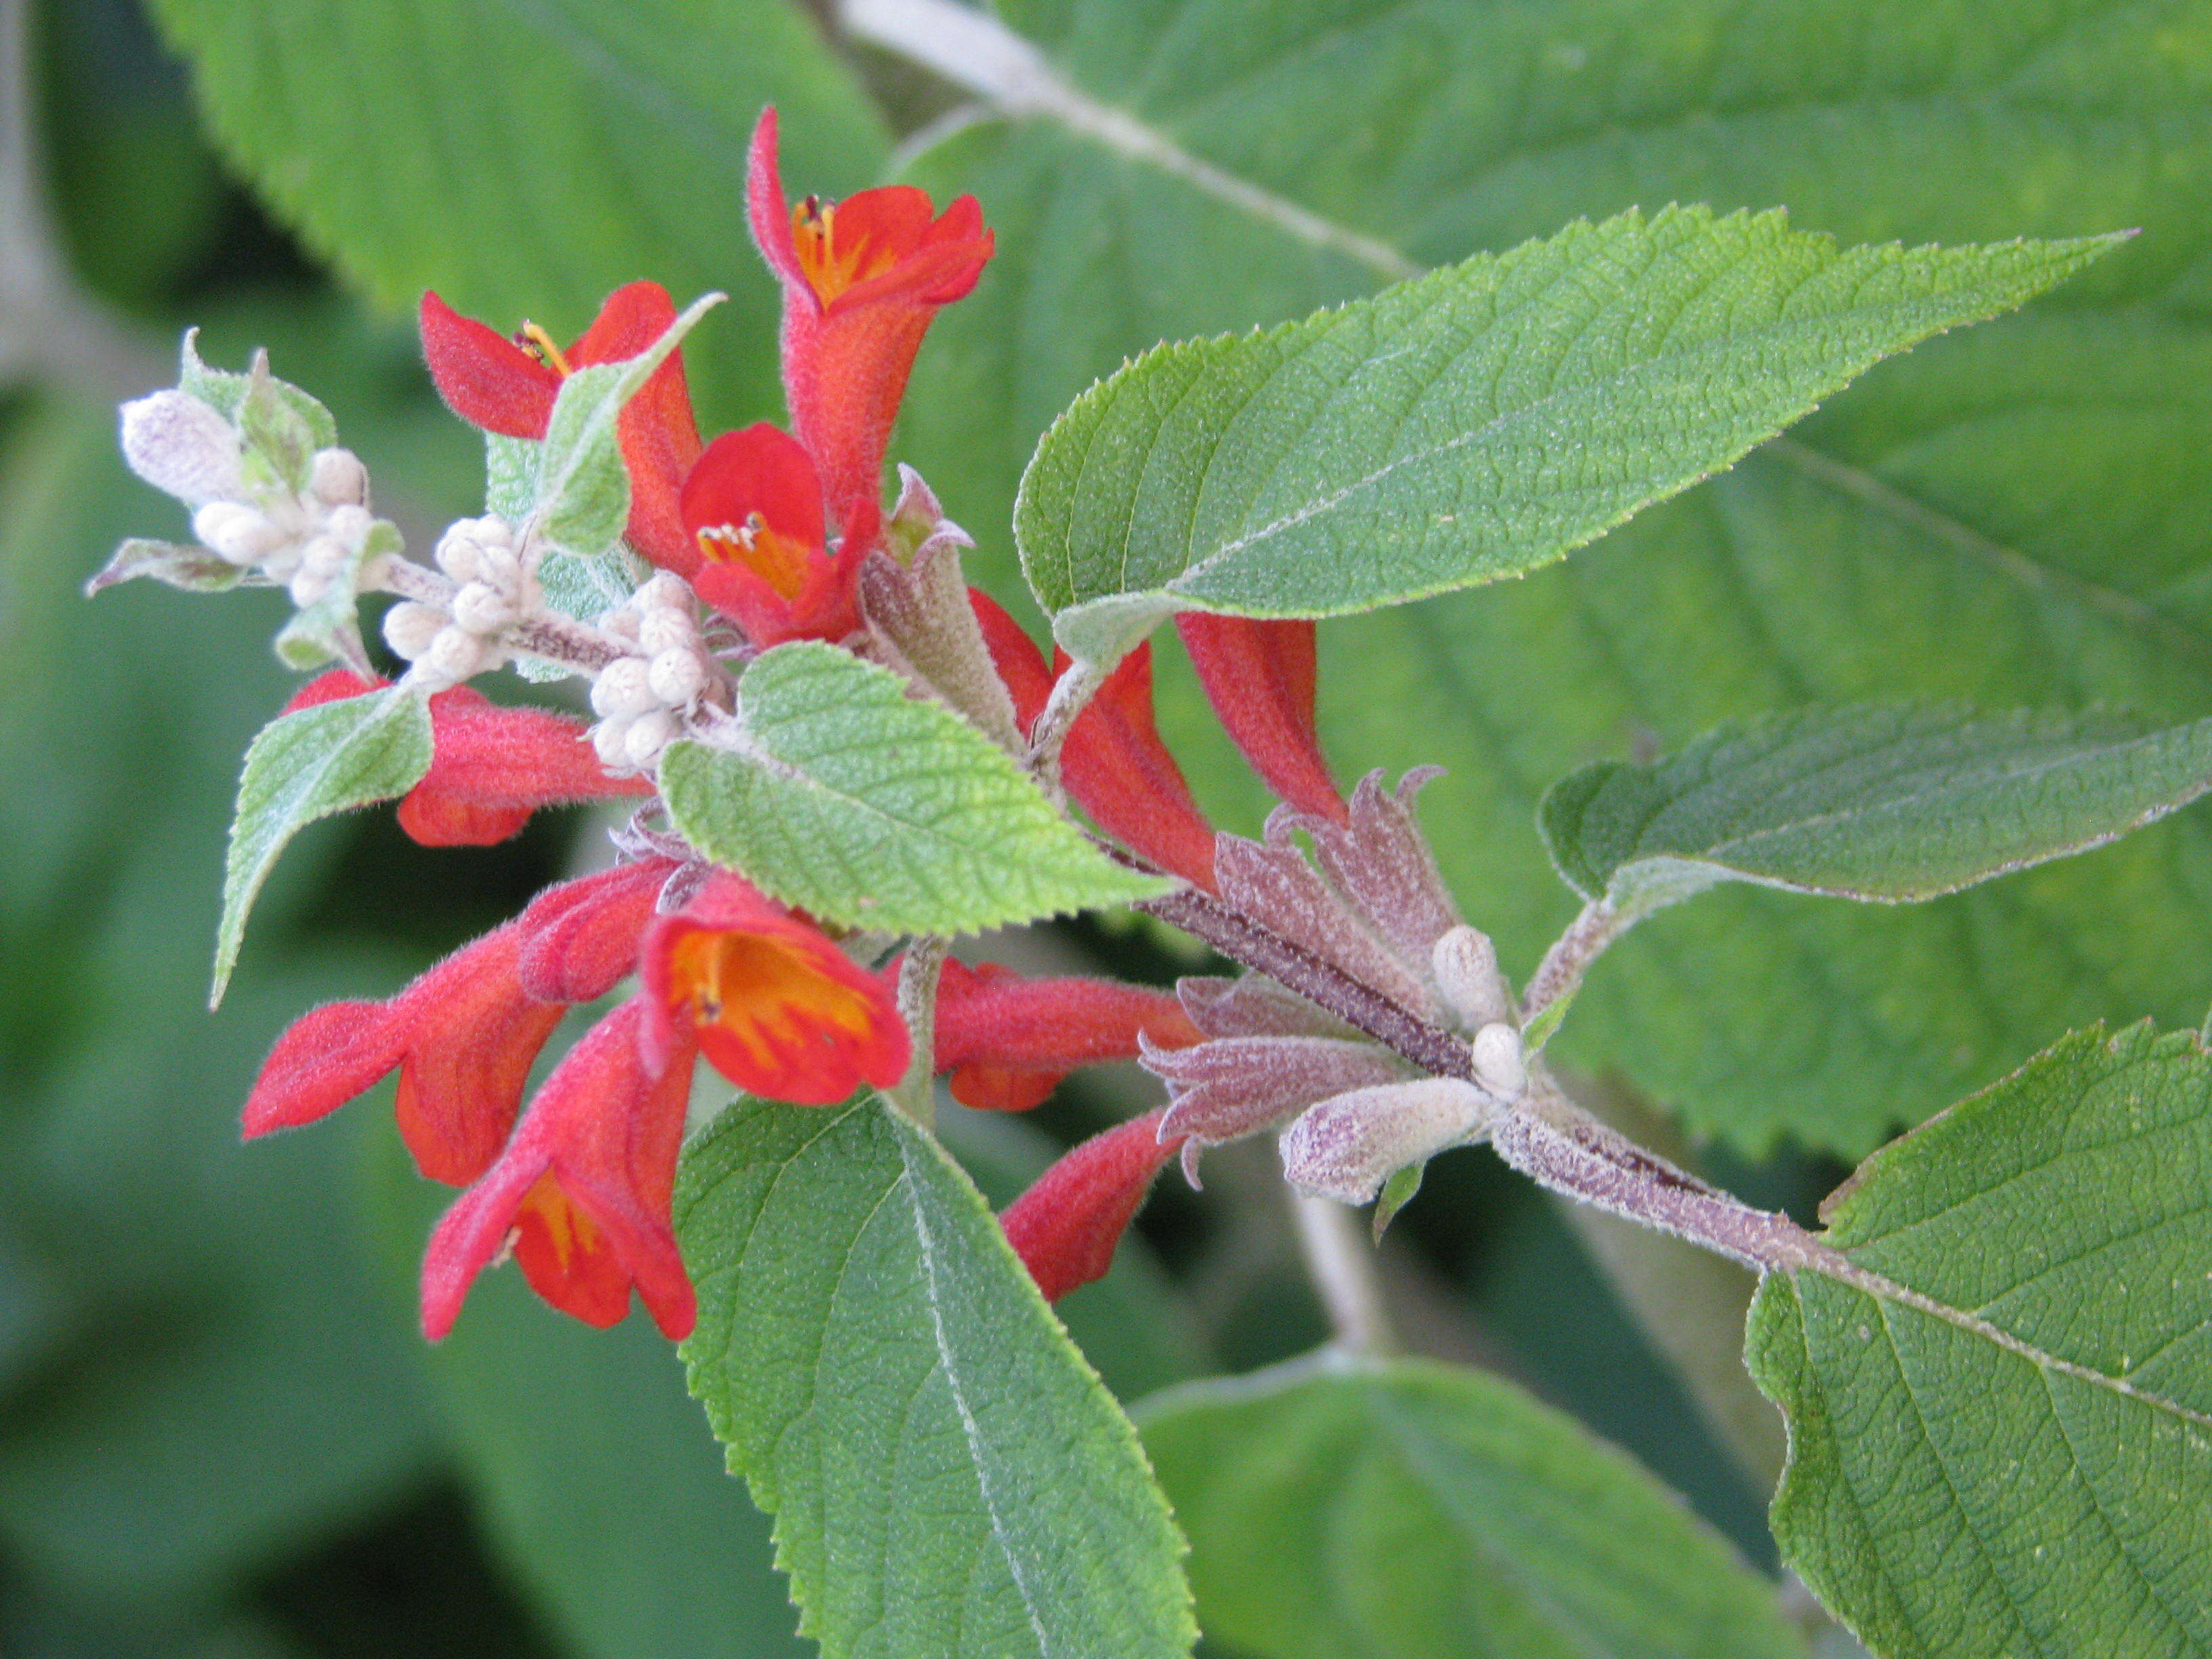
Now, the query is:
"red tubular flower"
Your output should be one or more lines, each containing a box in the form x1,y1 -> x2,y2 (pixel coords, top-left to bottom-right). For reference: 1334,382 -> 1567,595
933,958 -> 1202,1112
244,920 -> 564,1186
678,422 -> 859,646
419,282 -> 703,575
640,872 -> 907,1104
514,857 -> 678,1003
286,670 -> 648,846
1000,1109 -> 1187,1301
968,589 -> 1218,891
420,998 -> 698,1338
745,108 -> 993,548
1175,614 -> 1345,823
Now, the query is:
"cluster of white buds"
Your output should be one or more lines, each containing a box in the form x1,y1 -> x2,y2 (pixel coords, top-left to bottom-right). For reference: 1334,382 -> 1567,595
587,573 -> 719,773
121,388 -> 380,607
383,517 -> 538,693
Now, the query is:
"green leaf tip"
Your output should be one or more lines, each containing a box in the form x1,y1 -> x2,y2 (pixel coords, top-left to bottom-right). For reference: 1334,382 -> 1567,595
659,641 -> 1171,937
213,686 -> 434,1006
1017,205 -> 2118,665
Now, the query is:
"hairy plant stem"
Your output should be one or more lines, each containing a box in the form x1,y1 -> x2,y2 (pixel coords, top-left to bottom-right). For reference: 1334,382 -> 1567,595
1289,1189 -> 1395,1355
1025,654 -> 1107,797
1519,897 -> 1626,1024
890,936 -> 948,1127
1141,883 -> 1840,1277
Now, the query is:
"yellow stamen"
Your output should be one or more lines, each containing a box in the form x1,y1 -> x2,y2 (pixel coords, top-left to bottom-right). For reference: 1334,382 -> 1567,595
695,511 -> 813,600
518,321 -> 573,377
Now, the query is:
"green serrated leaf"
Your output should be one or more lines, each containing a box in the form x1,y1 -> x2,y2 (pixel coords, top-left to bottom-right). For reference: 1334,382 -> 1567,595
676,1094 -> 1195,1659
484,431 -> 537,522
1747,1023 -> 2212,1659
1138,1355 -> 1802,1659
213,687 -> 432,1006
1017,206 -> 2116,664
899,0 -> 2212,1155
532,292 -> 720,558
83,537 -> 245,596
659,642 -> 1169,935
1540,703 -> 2212,926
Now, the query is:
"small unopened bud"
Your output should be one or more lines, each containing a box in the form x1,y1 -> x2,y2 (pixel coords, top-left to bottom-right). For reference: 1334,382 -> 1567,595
450,579 -> 516,636
623,708 -> 680,768
638,607 -> 695,656
287,567 -> 331,608
192,500 -> 283,565
590,656 -> 657,720
323,503 -> 374,554
1470,1023 -> 1525,1101
1432,925 -> 1511,1029
1279,1077 -> 1497,1205
592,718 -> 634,770
600,606 -> 642,642
382,601 -> 446,660
308,447 -> 367,507
120,390 -> 244,507
425,624 -> 485,684
299,535 -> 350,580
636,571 -> 691,613
647,647 -> 707,707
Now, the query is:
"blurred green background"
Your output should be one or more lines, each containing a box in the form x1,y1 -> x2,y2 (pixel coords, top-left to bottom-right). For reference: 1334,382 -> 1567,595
0,0 -> 1895,1652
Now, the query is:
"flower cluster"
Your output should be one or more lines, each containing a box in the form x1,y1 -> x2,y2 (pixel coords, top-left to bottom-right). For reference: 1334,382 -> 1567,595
117,105 -> 1507,1343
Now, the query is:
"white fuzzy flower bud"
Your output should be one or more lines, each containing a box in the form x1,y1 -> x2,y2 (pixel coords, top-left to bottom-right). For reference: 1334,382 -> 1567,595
638,607 -> 695,656
300,535 -> 350,580
450,579 -> 516,636
287,567 -> 331,608
308,447 -> 367,507
636,571 -> 691,613
600,606 -> 642,642
382,601 -> 447,661
623,708 -> 680,769
592,718 -> 634,771
1470,1023 -> 1526,1101
192,500 -> 284,565
1432,925 -> 1511,1029
425,625 -> 486,685
323,503 -> 374,554
120,390 -> 245,507
434,520 -> 487,583
590,656 -> 658,720
647,647 -> 707,707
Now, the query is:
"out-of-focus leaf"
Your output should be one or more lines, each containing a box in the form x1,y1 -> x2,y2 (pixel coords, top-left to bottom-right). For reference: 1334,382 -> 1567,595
148,0 -> 888,424
366,1120 -> 807,1659
1139,1355 -> 1801,1659
1748,1023 -> 2212,1658
900,0 -> 2212,1155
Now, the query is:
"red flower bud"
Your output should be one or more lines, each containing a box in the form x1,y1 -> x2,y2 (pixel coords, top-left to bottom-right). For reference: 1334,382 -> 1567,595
1175,614 -> 1345,823
420,998 -> 698,1338
746,107 -> 992,548
419,281 -> 703,575
1000,1109 -> 1185,1301
285,670 -> 648,847
514,857 -> 678,1004
968,589 -> 1218,890
639,872 -> 908,1104
933,958 -> 1200,1112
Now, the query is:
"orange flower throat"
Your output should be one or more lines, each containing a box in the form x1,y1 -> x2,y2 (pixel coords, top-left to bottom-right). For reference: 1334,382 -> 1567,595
669,928 -> 879,1068
791,197 -> 903,307
694,512 -> 813,600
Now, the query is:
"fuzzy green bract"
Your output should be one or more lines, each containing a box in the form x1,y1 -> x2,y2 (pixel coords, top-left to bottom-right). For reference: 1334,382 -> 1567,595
1540,703 -> 2212,924
1748,1024 -> 2212,1659
1016,205 -> 2114,665
659,642 -> 1168,936
676,1096 -> 1196,1659
1139,1355 -> 1802,1659
213,686 -> 432,1006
